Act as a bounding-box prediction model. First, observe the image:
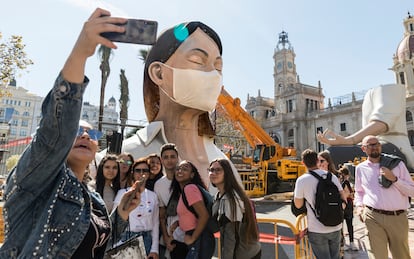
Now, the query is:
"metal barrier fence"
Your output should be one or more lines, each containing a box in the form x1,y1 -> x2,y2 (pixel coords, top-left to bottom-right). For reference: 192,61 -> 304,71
214,215 -> 314,259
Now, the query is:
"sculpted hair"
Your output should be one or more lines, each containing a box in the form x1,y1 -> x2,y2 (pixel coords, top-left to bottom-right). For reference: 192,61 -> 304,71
143,22 -> 222,135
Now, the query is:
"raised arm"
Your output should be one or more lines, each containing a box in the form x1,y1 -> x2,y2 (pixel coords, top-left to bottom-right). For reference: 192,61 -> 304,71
317,121 -> 387,146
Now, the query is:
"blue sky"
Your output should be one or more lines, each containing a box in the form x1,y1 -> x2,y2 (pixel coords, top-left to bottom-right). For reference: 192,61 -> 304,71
0,0 -> 412,124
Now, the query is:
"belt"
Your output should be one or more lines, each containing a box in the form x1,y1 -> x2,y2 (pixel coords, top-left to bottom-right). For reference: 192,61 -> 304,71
366,206 -> 406,216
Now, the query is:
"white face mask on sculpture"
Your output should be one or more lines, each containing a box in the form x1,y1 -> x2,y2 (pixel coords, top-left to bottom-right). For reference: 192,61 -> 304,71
159,64 -> 222,112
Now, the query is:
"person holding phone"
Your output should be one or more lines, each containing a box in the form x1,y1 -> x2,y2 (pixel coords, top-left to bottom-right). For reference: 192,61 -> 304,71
113,157 -> 160,259
0,8 -> 142,258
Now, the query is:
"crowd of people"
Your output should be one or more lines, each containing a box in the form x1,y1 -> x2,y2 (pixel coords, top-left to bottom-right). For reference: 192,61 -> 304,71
2,5 -> 414,259
294,137 -> 414,259
0,8 -> 261,259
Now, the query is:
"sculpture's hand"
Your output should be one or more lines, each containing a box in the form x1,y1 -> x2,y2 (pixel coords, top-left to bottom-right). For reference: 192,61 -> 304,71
317,129 -> 347,145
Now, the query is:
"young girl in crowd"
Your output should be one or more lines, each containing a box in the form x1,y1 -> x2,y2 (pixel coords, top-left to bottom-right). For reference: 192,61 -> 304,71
146,153 -> 163,191
113,157 -> 160,258
117,152 -> 134,189
95,154 -> 121,212
209,158 -> 261,259
171,160 -> 215,259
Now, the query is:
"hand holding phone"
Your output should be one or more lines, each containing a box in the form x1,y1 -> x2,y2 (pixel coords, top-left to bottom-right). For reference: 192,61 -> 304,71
122,179 -> 145,211
101,18 -> 158,45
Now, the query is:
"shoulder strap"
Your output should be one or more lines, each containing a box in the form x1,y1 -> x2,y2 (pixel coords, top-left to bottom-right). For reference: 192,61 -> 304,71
181,184 -> 203,218
309,170 -> 332,182
309,170 -> 322,181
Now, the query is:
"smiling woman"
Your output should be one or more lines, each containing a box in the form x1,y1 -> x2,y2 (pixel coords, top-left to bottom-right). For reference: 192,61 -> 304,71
0,8 -> 142,258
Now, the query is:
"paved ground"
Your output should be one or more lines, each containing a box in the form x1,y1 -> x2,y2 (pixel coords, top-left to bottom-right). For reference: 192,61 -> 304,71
247,197 -> 414,259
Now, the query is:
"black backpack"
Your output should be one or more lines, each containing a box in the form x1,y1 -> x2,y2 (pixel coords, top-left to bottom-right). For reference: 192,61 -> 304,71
181,184 -> 220,233
309,171 -> 344,226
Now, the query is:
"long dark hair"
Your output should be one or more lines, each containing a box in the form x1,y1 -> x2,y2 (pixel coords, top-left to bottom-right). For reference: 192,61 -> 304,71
170,160 -> 207,202
96,154 -> 121,197
318,150 -> 340,176
210,158 -> 259,241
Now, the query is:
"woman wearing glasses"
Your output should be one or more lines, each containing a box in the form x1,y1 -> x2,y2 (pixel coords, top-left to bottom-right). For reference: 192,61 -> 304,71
117,152 -> 135,189
209,158 -> 261,259
113,157 -> 160,259
318,150 -> 340,178
0,8 -> 141,258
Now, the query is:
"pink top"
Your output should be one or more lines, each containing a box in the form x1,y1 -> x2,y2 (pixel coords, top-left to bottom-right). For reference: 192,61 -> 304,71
177,184 -> 203,231
354,159 -> 414,210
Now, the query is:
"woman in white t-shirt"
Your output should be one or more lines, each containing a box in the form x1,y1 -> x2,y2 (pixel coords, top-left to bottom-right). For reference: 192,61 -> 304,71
113,157 -> 160,259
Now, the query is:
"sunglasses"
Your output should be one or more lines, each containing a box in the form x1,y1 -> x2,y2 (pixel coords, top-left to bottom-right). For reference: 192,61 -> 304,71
119,159 -> 133,166
208,167 -> 223,174
133,168 -> 150,174
77,126 -> 103,141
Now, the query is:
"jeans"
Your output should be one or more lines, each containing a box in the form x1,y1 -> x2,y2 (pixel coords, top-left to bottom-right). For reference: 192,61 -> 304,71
308,230 -> 341,259
185,230 -> 215,259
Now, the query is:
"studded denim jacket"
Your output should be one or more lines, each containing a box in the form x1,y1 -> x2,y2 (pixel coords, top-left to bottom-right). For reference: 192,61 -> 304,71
0,74 -> 127,259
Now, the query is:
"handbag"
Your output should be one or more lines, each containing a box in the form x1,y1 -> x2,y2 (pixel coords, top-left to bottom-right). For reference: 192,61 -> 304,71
104,213 -> 146,259
105,235 -> 146,259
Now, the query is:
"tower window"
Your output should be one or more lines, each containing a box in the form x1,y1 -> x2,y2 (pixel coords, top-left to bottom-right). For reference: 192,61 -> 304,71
288,128 -> 294,137
400,72 -> 406,84
340,123 -> 346,132
406,110 -> 413,122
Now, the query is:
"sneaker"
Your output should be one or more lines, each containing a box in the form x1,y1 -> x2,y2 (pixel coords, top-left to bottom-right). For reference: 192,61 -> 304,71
343,244 -> 350,251
350,242 -> 359,251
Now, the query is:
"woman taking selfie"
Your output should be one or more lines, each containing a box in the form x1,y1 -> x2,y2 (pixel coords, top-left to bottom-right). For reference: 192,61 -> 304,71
0,8 -> 141,258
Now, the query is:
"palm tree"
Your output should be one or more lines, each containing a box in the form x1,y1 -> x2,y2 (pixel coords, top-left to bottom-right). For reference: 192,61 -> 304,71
98,45 -> 112,131
138,48 -> 149,63
119,69 -> 129,137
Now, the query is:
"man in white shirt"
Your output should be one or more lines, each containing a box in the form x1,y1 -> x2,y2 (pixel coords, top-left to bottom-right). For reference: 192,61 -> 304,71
294,149 -> 346,259
154,143 -> 184,259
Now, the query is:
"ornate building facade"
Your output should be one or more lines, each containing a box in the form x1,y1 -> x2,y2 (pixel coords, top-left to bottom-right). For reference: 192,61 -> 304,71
245,13 -> 414,158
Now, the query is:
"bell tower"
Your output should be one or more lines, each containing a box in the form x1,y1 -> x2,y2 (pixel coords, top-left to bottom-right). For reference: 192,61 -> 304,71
392,12 -> 414,95
273,31 -> 298,113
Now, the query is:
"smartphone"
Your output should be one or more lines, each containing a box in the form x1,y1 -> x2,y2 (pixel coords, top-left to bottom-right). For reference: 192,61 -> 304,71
122,179 -> 145,210
101,19 -> 158,45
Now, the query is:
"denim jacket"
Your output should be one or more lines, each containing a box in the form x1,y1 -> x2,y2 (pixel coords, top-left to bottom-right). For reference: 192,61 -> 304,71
0,74 -> 126,259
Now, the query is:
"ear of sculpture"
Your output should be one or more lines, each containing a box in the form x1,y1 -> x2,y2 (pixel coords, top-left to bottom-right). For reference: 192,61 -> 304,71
148,62 -> 164,86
